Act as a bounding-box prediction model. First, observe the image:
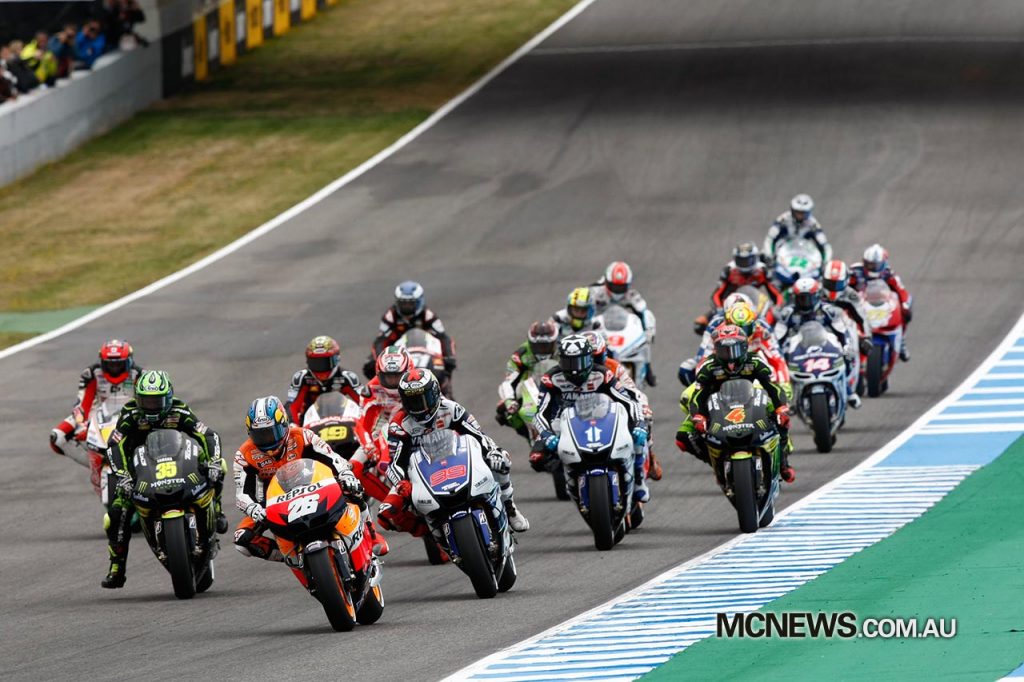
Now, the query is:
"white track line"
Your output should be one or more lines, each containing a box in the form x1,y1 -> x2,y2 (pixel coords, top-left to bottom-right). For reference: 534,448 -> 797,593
445,313 -> 1024,681
0,0 -> 600,363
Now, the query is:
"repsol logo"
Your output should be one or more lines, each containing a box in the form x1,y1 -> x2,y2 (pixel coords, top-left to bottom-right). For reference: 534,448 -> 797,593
281,483 -> 320,502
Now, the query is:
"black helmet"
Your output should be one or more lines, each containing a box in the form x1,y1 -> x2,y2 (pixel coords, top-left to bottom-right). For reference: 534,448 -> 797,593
398,368 -> 442,424
559,335 -> 593,386
527,319 -> 558,361
713,325 -> 748,373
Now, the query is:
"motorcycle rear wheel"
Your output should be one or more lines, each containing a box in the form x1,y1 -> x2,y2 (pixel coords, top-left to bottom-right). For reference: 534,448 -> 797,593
588,475 -> 616,551
867,344 -> 884,397
732,459 -> 759,534
810,392 -> 834,453
164,515 -> 196,600
452,514 -> 498,599
308,549 -> 356,632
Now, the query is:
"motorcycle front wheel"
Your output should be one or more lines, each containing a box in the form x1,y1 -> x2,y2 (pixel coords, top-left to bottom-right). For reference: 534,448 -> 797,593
307,549 -> 356,632
163,515 -> 196,600
731,459 -> 759,534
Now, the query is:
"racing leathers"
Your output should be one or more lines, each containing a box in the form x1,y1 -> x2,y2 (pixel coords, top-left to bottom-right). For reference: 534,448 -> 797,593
687,354 -> 793,479
496,341 -> 554,440
50,363 -> 144,453
694,261 -> 783,335
368,305 -> 455,373
848,262 -> 913,360
763,212 -> 832,265
681,315 -> 791,400
103,398 -> 225,586
553,308 -> 604,339
532,365 -> 650,502
285,366 -> 367,425
351,375 -> 403,502
380,398 -> 530,533
590,283 -> 658,385
604,356 -> 662,481
775,301 -> 860,406
233,425 -> 370,564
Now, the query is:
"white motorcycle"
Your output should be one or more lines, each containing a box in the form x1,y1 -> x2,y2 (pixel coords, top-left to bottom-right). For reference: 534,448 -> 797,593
596,304 -> 656,385
773,237 -> 824,289
66,393 -> 130,511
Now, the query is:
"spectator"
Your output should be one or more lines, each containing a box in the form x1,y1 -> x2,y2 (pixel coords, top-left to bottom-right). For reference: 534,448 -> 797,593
99,0 -> 148,49
20,32 -> 58,87
75,21 -> 106,69
0,46 -> 19,103
4,41 -> 40,93
48,24 -> 79,79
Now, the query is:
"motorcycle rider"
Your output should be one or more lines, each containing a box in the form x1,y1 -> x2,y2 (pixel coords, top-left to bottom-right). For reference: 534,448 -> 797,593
233,396 -> 381,568
101,370 -> 227,588
763,194 -> 832,265
553,287 -> 604,338
591,261 -> 658,386
822,260 -> 869,334
849,244 -> 913,361
775,278 -> 862,409
687,325 -> 795,483
352,346 -> 412,501
693,243 -> 784,335
380,368 -> 531,532
582,330 -> 662,481
364,281 -> 456,377
496,319 -> 559,441
532,335 -> 650,503
286,335 -> 368,425
50,339 -> 142,454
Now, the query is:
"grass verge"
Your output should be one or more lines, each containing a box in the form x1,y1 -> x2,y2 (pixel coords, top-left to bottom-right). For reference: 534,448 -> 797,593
0,0 -> 576,321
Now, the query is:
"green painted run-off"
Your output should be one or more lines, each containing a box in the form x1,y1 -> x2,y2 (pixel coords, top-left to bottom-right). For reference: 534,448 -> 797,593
0,307 -> 97,333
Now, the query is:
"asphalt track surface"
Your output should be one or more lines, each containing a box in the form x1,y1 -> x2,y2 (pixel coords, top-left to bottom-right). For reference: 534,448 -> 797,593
3,2 -> 1024,680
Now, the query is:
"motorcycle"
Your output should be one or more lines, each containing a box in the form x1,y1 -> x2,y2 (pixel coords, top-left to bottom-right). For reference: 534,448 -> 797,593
504,358 -> 569,501
785,322 -> 847,453
396,329 -> 453,397
772,237 -> 823,289
596,304 -> 656,386
701,379 -> 781,533
264,459 -> 384,631
128,431 -> 218,599
303,393 -> 364,461
65,393 -> 128,508
862,279 -> 903,397
407,429 -> 516,598
556,394 -> 641,551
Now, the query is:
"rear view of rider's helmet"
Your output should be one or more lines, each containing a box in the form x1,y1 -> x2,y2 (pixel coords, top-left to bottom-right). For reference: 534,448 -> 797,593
790,194 -> 814,223
792,277 -> 822,314
99,339 -> 134,384
822,259 -> 849,302
306,335 -> 340,382
732,243 -> 760,274
395,281 -> 425,319
566,287 -> 595,331
398,368 -> 442,424
713,325 -> 748,373
527,319 -> 558,361
136,370 -> 173,424
725,301 -> 757,337
580,330 -> 607,365
862,244 -> 889,278
559,335 -> 594,386
604,261 -> 633,301
376,345 -> 411,390
246,396 -> 289,454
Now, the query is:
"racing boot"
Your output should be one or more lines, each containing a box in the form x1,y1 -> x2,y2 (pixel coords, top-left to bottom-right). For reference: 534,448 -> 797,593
215,500 -> 229,535
693,314 -> 710,336
678,358 -> 697,386
366,521 -> 389,557
101,546 -> 128,589
780,436 -> 796,483
644,364 -> 658,387
900,339 -> 910,362
504,499 -> 530,532
848,393 -> 862,409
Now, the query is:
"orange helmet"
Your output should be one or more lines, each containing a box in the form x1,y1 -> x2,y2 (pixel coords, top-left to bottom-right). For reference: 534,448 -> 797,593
99,339 -> 134,384
306,335 -> 341,381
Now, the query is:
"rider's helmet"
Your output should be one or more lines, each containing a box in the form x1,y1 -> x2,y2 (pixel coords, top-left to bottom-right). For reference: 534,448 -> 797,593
580,330 -> 607,365
862,244 -> 889,279
246,396 -> 290,454
790,194 -> 814,224
527,319 -> 558,361
603,261 -> 633,302
566,287 -> 595,331
306,335 -> 340,382
394,281 -> 425,319
792,277 -> 822,315
822,259 -> 849,302
559,334 -> 594,386
732,243 -> 760,274
375,345 -> 412,390
99,339 -> 134,384
398,368 -> 442,425
725,301 -> 758,337
713,325 -> 749,373
136,370 -> 173,424
722,291 -> 754,312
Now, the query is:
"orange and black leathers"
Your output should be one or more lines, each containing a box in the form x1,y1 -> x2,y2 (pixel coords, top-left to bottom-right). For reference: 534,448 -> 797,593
105,398 -> 223,563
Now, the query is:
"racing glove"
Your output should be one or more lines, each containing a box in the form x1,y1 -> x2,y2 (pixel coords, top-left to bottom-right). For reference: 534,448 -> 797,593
692,414 -> 708,434
443,356 -> 457,373
485,449 -> 511,475
245,502 -> 266,523
114,472 -> 134,496
337,470 -> 364,497
206,458 -> 225,483
504,399 -> 520,416
632,427 -> 648,447
362,358 -> 376,379
774,405 -> 791,430
542,432 -> 559,451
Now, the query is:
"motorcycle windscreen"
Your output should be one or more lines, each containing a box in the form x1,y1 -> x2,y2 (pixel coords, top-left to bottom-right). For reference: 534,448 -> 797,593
415,432 -> 470,495
569,394 -> 617,451
274,459 -> 316,491
718,379 -> 754,406
144,430 -> 194,459
601,306 -> 630,332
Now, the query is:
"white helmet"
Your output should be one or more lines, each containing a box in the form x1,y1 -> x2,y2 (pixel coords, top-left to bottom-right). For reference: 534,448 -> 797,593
790,194 -> 814,223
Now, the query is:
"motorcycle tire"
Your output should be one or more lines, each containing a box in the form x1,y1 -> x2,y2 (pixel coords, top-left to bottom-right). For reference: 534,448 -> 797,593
451,514 -> 498,599
867,344 -> 884,398
423,535 -> 446,565
588,475 -> 616,551
308,549 -> 356,632
810,392 -> 834,453
164,515 -> 196,600
497,554 -> 517,593
732,459 -> 759,534
356,584 -> 385,625
552,463 -> 570,501
195,561 -> 214,593
759,498 -> 775,528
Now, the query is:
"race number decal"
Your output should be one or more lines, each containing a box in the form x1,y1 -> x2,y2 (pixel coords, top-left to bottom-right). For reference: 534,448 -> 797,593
803,358 -> 832,372
319,425 -> 349,441
287,494 -> 319,522
725,408 -> 746,424
155,461 -> 178,479
429,465 -> 467,487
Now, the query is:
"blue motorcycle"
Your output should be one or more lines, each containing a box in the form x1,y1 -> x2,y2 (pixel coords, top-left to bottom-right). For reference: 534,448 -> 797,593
785,321 -> 848,453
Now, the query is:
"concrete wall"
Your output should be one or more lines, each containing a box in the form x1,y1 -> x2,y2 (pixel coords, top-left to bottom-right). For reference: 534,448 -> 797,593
0,46 -> 163,186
